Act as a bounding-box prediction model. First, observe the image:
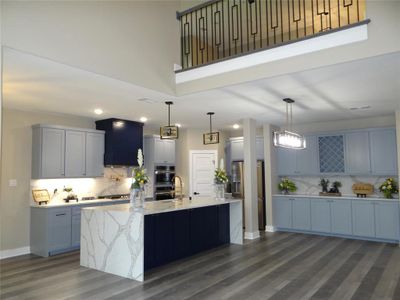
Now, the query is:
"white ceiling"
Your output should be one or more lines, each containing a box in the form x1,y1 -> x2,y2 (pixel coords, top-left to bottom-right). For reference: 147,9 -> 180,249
3,47 -> 400,130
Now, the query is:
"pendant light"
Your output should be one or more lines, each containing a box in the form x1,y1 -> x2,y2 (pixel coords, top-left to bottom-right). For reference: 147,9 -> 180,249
160,101 -> 179,139
203,112 -> 219,144
273,98 -> 306,149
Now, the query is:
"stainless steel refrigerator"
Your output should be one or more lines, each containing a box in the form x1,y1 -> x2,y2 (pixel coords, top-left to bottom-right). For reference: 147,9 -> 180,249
231,161 -> 266,231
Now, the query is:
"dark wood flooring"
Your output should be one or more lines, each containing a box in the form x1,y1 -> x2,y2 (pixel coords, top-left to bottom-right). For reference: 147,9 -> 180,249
1,232 -> 400,300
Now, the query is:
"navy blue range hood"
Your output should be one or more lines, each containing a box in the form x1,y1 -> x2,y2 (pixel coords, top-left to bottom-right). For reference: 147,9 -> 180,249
96,118 -> 143,167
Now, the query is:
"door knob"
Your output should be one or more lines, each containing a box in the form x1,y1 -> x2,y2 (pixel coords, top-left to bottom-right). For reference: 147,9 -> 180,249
193,192 -> 200,195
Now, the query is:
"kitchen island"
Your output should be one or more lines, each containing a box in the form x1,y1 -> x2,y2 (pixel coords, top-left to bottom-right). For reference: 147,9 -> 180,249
80,198 -> 243,281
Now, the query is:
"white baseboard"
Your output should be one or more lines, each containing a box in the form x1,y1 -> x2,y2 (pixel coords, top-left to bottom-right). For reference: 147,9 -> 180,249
265,225 -> 276,232
0,246 -> 31,259
244,231 -> 261,240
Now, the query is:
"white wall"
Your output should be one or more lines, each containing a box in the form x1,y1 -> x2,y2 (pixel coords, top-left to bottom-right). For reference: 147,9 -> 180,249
397,111 -> 400,189
2,1 -> 180,95
175,128 -> 227,196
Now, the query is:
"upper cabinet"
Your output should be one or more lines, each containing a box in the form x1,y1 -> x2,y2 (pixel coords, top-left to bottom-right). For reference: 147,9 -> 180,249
277,127 -> 398,176
226,137 -> 264,163
144,136 -> 176,165
278,135 -> 319,176
370,129 -> 398,175
32,125 -> 105,179
345,131 -> 370,174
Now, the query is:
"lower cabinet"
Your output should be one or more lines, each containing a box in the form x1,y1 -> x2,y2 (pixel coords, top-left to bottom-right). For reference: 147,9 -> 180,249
331,200 -> 352,235
274,197 -> 310,230
352,200 -> 375,238
292,198 -> 311,230
48,208 -> 72,253
31,200 -> 129,257
144,204 -> 230,271
311,199 -> 331,233
374,201 -> 400,240
274,196 -> 400,243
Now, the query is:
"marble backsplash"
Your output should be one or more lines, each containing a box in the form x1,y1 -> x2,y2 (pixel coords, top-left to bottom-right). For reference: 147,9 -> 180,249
30,168 -> 132,205
282,175 -> 399,198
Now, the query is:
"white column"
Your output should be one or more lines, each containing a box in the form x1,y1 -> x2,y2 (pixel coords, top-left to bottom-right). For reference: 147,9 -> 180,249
263,124 -> 279,232
396,111 -> 400,185
243,118 -> 259,239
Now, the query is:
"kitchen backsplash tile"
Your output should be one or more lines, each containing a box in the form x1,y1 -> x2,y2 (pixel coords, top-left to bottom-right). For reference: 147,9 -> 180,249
30,168 -> 131,205
282,175 -> 395,198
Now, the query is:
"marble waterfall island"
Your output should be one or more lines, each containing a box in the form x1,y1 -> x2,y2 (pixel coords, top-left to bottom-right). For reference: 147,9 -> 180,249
80,198 -> 243,281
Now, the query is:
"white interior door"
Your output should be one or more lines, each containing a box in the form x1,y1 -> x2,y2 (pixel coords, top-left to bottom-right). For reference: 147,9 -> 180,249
190,150 -> 217,199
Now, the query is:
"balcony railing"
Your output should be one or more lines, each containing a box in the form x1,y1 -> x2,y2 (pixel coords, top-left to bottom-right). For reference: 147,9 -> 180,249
176,0 -> 367,71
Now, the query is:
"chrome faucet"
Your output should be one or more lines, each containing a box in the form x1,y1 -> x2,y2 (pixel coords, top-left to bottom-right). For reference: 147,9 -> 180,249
171,175 -> 184,201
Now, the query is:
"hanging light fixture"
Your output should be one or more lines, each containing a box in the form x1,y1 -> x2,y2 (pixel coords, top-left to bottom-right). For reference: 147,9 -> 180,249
203,112 -> 219,145
160,101 -> 179,139
273,98 -> 306,149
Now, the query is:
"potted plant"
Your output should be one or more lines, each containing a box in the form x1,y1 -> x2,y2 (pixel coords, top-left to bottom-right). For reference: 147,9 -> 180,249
214,158 -> 229,200
130,149 -> 149,208
379,178 -> 398,199
319,178 -> 329,193
330,181 -> 342,194
278,178 -> 297,195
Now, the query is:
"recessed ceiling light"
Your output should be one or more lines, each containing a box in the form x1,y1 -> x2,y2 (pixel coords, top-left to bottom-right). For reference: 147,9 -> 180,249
175,123 -> 182,128
140,117 -> 148,122
233,124 -> 240,129
94,108 -> 103,115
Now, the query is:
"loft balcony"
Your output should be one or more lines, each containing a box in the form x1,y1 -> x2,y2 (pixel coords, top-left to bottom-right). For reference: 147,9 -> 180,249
176,0 -> 369,76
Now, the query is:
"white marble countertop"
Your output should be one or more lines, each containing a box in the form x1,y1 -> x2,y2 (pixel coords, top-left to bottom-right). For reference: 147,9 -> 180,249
273,194 -> 399,202
30,198 -> 129,208
82,198 -> 242,215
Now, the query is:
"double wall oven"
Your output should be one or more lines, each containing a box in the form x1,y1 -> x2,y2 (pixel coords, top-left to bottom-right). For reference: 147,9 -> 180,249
154,165 -> 175,200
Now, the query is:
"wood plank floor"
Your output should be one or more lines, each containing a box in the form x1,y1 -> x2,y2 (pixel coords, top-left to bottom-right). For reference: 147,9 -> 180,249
1,232 -> 400,300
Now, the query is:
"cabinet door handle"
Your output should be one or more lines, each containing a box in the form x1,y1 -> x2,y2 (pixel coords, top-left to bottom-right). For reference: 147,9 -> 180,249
56,213 -> 66,216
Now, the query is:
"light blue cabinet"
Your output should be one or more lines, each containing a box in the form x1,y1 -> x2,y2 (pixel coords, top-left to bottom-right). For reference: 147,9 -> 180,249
331,200 -> 352,235
318,135 -> 345,174
311,199 -> 331,233
48,208 -> 72,253
86,132 -> 105,177
275,196 -> 399,243
31,200 -> 129,257
277,148 -> 297,175
277,136 -> 319,176
292,198 -> 311,230
345,131 -> 371,174
274,197 -> 292,229
65,130 -> 86,177
375,201 -> 400,240
226,137 -> 264,162
296,136 -> 319,175
352,200 -> 375,238
370,129 -> 398,175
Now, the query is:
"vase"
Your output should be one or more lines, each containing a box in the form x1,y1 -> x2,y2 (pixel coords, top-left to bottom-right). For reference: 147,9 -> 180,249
281,190 -> 289,195
215,183 -> 225,200
130,186 -> 145,209
383,191 -> 393,199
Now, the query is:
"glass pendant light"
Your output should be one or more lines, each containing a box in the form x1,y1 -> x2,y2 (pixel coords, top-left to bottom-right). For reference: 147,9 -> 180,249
273,98 -> 306,149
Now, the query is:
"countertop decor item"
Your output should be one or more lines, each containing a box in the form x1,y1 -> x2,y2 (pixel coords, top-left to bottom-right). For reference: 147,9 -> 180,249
319,178 -> 330,193
215,158 -> 228,200
273,98 -> 306,149
32,189 -> 50,205
278,178 -> 297,195
379,178 -> 398,199
352,183 -> 374,197
203,112 -> 219,145
63,186 -> 78,203
130,149 -> 149,209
